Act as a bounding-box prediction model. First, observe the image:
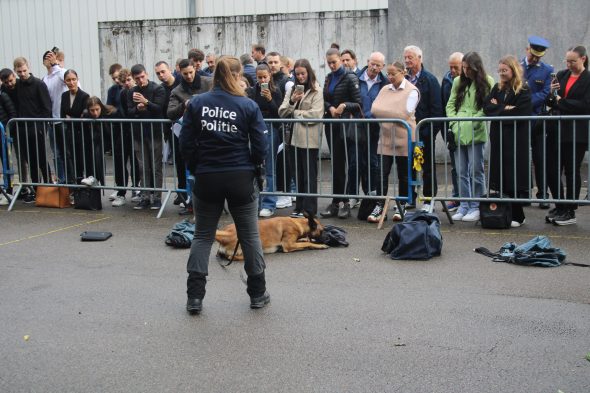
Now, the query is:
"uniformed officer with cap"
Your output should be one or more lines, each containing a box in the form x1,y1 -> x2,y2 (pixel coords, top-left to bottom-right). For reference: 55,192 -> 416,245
522,35 -> 554,208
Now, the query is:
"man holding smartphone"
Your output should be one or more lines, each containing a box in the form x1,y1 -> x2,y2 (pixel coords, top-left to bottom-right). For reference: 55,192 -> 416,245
521,35 -> 554,208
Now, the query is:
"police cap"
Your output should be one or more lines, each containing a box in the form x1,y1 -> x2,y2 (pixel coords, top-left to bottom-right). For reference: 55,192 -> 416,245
528,35 -> 550,57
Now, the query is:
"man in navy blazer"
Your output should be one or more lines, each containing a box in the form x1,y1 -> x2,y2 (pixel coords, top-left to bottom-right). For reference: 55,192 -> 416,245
521,35 -> 554,208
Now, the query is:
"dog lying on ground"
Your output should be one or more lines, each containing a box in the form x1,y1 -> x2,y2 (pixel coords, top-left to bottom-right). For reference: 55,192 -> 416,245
215,211 -> 328,261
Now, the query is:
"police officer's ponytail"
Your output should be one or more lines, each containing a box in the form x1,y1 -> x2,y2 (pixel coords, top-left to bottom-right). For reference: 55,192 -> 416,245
214,56 -> 246,97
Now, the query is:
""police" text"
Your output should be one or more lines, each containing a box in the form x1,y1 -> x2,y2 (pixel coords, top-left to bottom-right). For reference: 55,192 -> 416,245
201,105 -> 238,133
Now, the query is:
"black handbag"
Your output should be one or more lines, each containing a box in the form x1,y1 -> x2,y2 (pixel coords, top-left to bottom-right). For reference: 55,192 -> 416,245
74,188 -> 102,211
479,193 -> 511,229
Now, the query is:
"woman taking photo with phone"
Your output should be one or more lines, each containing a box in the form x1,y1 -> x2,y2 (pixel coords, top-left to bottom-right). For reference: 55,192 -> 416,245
247,63 -> 283,218
483,55 -> 532,227
180,56 -> 269,314
544,45 -> 590,225
278,58 -> 324,216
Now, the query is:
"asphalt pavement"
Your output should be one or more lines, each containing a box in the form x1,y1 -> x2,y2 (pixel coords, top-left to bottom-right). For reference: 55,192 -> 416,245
1,194 -> 589,393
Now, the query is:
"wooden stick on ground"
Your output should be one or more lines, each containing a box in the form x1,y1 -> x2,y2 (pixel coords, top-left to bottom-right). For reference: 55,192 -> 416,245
377,196 -> 391,230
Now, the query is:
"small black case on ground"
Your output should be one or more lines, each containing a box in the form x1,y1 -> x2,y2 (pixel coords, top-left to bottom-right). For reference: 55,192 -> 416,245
80,231 -> 112,241
74,188 -> 102,210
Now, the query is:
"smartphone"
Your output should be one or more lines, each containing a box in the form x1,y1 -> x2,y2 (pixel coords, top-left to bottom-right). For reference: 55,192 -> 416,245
80,231 -> 112,241
550,72 -> 558,97
260,82 -> 269,91
295,84 -> 304,93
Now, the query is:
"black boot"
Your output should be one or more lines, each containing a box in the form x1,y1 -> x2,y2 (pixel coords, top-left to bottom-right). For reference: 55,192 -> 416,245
186,272 -> 206,314
247,272 -> 270,309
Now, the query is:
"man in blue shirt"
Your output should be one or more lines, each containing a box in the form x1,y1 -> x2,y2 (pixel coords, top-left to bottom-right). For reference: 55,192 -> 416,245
521,35 -> 553,209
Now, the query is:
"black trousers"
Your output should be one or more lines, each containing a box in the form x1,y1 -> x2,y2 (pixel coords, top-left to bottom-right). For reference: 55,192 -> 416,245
187,170 -> 266,278
73,126 -> 104,185
546,136 -> 588,211
376,155 -> 415,205
293,147 -> 319,215
531,121 -> 549,198
113,123 -> 140,196
20,122 -> 51,185
325,123 -> 348,204
172,134 -> 187,197
420,127 -> 438,198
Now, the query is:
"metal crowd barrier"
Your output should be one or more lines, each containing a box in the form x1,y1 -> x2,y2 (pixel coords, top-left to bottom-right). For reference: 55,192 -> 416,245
266,118 -> 416,209
416,115 -> 590,222
2,117 -> 415,218
4,118 -> 179,217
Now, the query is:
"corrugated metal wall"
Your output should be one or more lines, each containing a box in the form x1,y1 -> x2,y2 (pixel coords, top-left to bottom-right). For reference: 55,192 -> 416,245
0,0 -> 386,99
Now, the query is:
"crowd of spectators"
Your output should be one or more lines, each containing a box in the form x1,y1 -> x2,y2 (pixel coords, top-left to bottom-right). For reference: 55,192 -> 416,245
1,37 -> 589,226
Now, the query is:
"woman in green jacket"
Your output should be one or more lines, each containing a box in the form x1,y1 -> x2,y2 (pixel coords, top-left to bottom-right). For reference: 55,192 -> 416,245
445,52 -> 494,222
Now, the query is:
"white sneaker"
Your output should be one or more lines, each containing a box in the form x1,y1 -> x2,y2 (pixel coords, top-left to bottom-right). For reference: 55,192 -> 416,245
276,196 -> 292,209
112,196 -> 126,207
451,207 -> 468,221
510,219 -> 525,228
392,206 -> 402,221
259,208 -> 274,217
81,176 -> 97,186
451,212 -> 464,221
0,194 -> 9,206
108,191 -> 118,201
462,209 -> 480,222
421,203 -> 434,212
131,192 -> 142,203
349,198 -> 361,208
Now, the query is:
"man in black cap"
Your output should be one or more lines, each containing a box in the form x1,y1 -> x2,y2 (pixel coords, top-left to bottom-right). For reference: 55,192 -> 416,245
521,35 -> 554,209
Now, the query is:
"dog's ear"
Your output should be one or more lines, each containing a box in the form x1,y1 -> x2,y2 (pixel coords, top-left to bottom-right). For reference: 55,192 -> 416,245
304,210 -> 317,231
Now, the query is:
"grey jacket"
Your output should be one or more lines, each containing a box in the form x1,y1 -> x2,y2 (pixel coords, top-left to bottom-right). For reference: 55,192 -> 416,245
167,75 -> 213,120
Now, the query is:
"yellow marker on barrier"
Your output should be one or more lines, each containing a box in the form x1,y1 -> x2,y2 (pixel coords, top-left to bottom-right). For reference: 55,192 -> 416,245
413,145 -> 424,172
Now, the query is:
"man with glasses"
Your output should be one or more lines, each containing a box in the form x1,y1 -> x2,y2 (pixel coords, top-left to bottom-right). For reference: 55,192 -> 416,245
521,35 -> 553,209
353,52 -> 389,207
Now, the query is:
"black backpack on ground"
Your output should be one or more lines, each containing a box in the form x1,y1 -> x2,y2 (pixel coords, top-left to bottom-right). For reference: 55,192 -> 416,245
479,192 -> 511,229
381,211 -> 442,260
74,188 -> 102,211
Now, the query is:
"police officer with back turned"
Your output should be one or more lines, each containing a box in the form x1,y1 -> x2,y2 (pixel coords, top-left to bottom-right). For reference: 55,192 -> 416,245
180,56 -> 269,314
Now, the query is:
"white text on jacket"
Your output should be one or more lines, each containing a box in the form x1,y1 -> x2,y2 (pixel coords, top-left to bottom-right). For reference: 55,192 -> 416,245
201,105 -> 238,133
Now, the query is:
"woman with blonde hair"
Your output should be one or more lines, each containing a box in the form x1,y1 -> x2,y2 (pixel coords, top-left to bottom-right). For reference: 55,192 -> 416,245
180,56 -> 270,313
483,55 -> 533,227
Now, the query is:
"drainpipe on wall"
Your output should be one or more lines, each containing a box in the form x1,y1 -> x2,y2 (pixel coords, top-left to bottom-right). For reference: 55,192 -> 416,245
188,0 -> 204,17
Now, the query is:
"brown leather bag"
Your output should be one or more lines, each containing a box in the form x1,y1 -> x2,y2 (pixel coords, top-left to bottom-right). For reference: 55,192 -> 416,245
35,186 -> 71,208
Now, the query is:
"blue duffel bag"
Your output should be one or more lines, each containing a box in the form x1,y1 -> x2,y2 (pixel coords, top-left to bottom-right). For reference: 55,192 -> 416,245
381,211 -> 443,260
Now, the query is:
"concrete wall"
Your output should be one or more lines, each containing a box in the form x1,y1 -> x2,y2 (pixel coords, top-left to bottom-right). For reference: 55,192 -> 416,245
387,0 -> 590,160
98,10 -> 389,97
387,0 -> 590,82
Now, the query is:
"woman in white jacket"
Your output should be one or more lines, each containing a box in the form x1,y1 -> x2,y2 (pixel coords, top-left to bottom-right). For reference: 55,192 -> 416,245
279,59 -> 324,216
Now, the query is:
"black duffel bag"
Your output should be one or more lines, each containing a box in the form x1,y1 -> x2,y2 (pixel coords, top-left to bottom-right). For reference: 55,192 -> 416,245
381,211 -> 442,260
